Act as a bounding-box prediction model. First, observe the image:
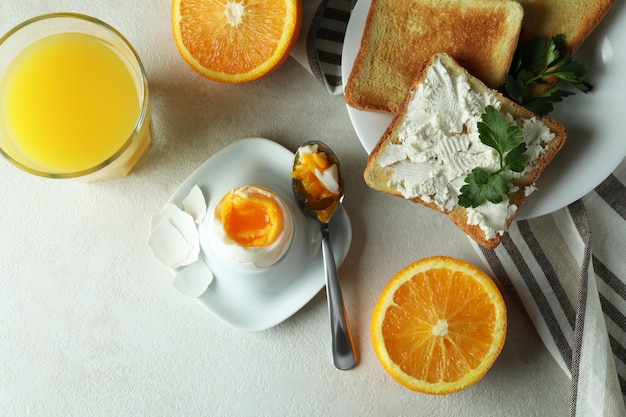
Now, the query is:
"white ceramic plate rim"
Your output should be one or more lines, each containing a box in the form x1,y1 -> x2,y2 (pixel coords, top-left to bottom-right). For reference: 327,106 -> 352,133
166,138 -> 352,332
341,0 -> 626,219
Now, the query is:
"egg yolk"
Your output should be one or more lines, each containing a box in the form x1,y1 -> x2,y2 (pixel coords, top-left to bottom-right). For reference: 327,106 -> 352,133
291,151 -> 337,200
217,188 -> 284,247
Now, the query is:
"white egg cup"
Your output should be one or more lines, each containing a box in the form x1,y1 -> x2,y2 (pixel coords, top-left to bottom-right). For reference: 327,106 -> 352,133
198,194 -> 321,300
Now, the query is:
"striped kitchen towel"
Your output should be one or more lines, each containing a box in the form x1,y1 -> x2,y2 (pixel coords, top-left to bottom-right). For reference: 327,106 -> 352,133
305,0 -> 357,94
474,157 -> 626,417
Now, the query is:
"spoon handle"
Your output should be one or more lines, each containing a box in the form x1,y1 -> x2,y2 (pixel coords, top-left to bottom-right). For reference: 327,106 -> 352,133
320,223 -> 357,370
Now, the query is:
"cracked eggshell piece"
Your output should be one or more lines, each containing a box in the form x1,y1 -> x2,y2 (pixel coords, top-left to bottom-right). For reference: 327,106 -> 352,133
148,220 -> 195,269
148,204 -> 200,269
172,260 -> 214,297
182,185 -> 207,223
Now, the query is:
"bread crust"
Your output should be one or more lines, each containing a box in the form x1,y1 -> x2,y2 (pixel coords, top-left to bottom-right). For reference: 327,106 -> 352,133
344,0 -> 524,114
364,53 -> 567,249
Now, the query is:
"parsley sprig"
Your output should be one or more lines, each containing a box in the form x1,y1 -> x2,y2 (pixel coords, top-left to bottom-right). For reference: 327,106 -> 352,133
458,106 -> 528,208
504,34 -> 593,116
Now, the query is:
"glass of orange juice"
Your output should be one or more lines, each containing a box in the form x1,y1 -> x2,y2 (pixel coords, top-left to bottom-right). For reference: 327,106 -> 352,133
0,13 -> 151,181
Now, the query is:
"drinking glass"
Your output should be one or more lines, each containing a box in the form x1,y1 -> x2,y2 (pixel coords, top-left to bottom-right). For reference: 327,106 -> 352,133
0,13 -> 151,181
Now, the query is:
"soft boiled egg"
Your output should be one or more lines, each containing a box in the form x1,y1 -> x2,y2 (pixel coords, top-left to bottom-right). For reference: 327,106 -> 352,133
209,185 -> 293,268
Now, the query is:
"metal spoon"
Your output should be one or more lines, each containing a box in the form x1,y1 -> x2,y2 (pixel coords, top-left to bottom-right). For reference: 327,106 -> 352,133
292,141 -> 357,370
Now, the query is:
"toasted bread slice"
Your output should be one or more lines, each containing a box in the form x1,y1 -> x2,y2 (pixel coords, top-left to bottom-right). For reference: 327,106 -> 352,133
364,53 -> 567,249
517,0 -> 615,54
344,0 -> 524,114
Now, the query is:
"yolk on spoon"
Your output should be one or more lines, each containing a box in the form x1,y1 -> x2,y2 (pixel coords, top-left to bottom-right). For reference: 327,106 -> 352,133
291,150 -> 338,200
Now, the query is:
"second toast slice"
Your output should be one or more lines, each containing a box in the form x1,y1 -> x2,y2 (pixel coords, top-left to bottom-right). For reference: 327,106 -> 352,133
344,0 -> 524,114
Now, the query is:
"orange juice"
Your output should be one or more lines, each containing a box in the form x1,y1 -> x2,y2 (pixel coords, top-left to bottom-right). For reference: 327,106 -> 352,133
0,32 -> 145,174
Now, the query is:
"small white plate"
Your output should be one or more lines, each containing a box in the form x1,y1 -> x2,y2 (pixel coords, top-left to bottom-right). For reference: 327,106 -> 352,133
166,138 -> 352,332
341,0 -> 626,219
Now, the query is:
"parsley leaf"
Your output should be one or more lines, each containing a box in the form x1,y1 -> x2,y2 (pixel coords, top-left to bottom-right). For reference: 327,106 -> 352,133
477,106 -> 525,163
459,168 -> 510,208
504,34 -> 592,116
504,142 -> 528,172
458,106 -> 527,208
522,88 -> 575,116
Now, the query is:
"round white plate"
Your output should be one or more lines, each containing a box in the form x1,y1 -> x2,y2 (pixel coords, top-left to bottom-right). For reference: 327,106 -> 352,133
341,0 -> 626,219
166,138 -> 352,332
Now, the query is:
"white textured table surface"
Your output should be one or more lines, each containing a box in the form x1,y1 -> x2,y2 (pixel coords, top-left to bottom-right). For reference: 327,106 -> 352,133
1,1 -> 570,416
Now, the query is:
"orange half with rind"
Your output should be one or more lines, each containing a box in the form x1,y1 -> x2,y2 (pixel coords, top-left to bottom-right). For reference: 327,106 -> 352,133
371,256 -> 507,395
172,0 -> 302,83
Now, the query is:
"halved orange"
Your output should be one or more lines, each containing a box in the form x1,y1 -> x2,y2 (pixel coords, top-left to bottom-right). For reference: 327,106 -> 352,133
172,0 -> 302,83
371,256 -> 507,395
